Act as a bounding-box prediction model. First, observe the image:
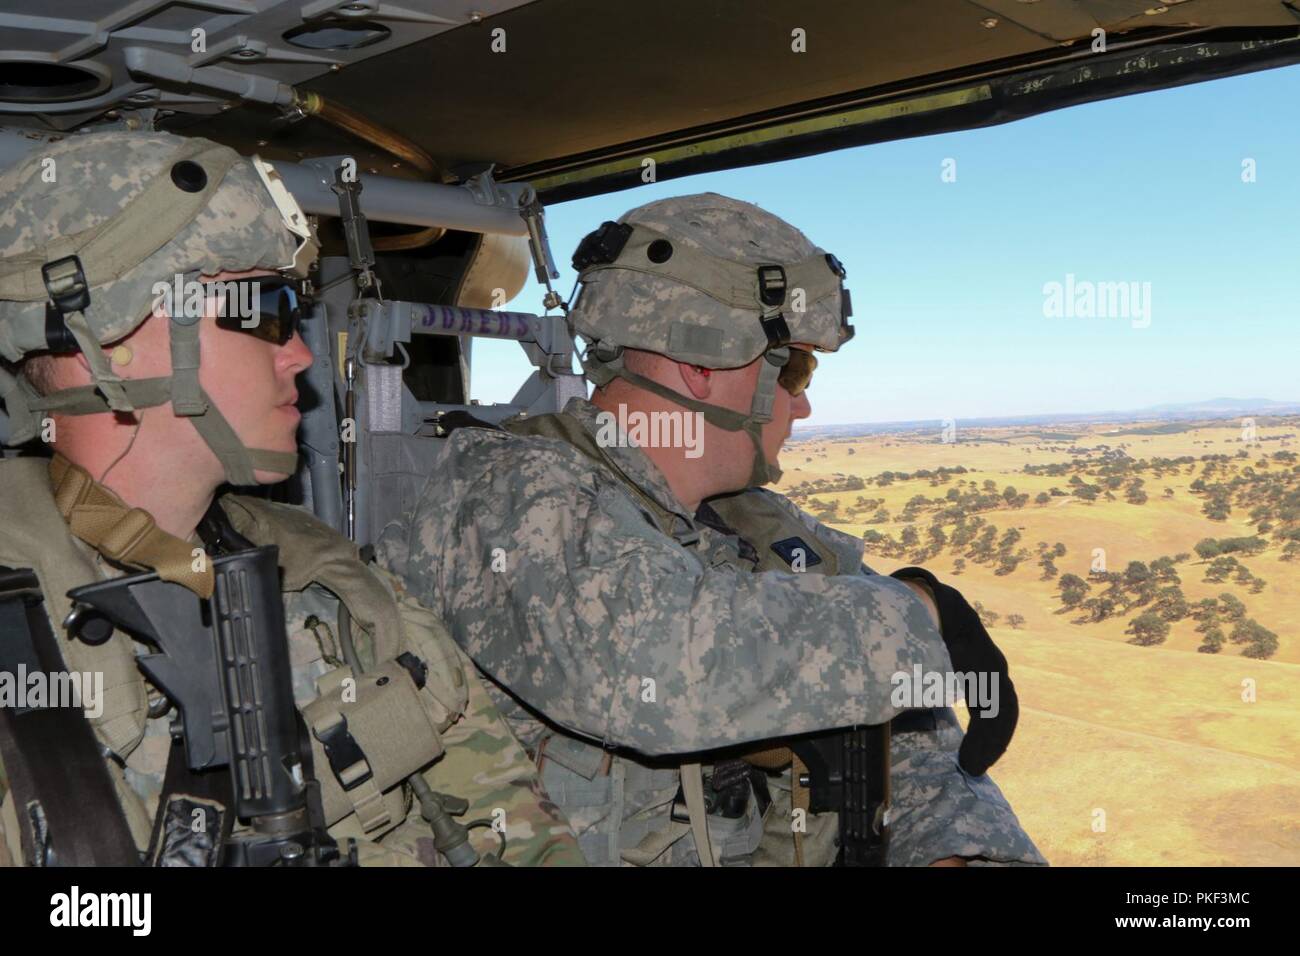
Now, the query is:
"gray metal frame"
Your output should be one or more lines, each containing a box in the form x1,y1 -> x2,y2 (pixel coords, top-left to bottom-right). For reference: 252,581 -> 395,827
312,255 -> 584,545
0,0 -> 532,127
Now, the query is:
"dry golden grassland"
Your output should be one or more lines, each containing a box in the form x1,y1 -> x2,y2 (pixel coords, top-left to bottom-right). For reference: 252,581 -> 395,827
775,416 -> 1300,865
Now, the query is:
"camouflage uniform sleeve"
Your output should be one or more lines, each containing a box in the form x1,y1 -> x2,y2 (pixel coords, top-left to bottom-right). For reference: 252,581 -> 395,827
430,647 -> 585,867
888,707 -> 1047,866
384,441 -> 953,757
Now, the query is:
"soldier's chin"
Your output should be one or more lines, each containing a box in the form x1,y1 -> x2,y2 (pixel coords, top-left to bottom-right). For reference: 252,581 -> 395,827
765,450 -> 783,477
251,437 -> 299,484
252,467 -> 294,485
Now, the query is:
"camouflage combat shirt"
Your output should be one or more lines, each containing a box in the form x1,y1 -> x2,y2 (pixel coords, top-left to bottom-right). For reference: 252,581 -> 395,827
379,397 -> 1047,866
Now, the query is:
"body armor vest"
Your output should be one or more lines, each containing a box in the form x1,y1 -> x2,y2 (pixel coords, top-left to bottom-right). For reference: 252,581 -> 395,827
0,457 -> 468,865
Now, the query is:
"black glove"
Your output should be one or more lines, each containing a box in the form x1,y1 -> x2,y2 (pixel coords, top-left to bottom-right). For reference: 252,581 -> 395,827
890,567 -> 1019,777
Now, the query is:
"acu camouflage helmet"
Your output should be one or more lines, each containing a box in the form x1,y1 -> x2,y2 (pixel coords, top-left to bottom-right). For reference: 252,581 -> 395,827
0,130 -> 318,484
567,192 -> 854,485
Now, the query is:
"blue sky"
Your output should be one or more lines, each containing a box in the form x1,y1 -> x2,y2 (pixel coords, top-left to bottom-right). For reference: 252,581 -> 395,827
473,64 -> 1300,427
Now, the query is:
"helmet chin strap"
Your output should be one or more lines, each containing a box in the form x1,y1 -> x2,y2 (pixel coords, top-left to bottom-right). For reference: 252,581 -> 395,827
163,317 -> 298,484
4,318 -> 297,486
582,344 -> 787,488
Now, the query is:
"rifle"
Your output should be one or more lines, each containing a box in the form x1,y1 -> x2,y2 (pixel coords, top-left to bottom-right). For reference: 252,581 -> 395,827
790,723 -> 891,867
65,545 -> 348,866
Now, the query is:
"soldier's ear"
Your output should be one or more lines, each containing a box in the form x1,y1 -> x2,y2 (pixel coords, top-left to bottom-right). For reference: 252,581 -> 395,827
679,361 -> 714,399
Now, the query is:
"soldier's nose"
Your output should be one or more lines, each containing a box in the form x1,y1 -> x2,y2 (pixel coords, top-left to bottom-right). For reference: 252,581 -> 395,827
793,391 -> 812,421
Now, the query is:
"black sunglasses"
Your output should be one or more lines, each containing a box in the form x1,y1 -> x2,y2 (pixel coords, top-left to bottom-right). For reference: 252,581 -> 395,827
209,277 -> 304,346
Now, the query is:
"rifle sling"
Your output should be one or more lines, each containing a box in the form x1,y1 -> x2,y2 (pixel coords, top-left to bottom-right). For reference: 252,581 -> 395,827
146,739 -> 234,867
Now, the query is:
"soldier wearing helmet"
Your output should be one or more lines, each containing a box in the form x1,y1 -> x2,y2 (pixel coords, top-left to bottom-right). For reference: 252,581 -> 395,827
0,130 -> 581,867
379,193 -> 1045,867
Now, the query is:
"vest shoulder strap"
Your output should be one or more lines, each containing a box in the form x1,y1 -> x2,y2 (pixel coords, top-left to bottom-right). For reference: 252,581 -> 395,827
0,458 -> 148,755
703,488 -> 844,576
501,413 -> 684,540
0,565 -> 140,865
437,409 -> 687,540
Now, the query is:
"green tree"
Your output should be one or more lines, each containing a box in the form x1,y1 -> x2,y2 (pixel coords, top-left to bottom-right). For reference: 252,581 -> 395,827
1126,611 -> 1170,646
1197,626 -> 1224,654
1204,556 -> 1241,583
1123,561 -> 1153,588
1149,556 -> 1181,584
1194,538 -> 1221,559
1192,602 -> 1218,630
1059,573 -> 1090,608
1232,619 -> 1279,660
1153,586 -> 1189,622
1084,596 -> 1117,622
950,522 -> 976,548
1217,593 -> 1246,622
861,529 -> 889,550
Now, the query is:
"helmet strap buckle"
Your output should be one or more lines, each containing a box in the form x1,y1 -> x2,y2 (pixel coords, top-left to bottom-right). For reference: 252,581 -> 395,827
759,313 -> 791,350
41,255 -> 91,316
756,264 -> 787,307
41,255 -> 91,352
756,265 -> 792,349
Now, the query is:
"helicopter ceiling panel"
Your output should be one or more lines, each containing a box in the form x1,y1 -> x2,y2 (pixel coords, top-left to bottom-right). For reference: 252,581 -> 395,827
2,1 -> 1298,202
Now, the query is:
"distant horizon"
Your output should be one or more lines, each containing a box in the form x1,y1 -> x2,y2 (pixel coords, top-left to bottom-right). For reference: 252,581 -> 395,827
790,396 -> 1300,435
